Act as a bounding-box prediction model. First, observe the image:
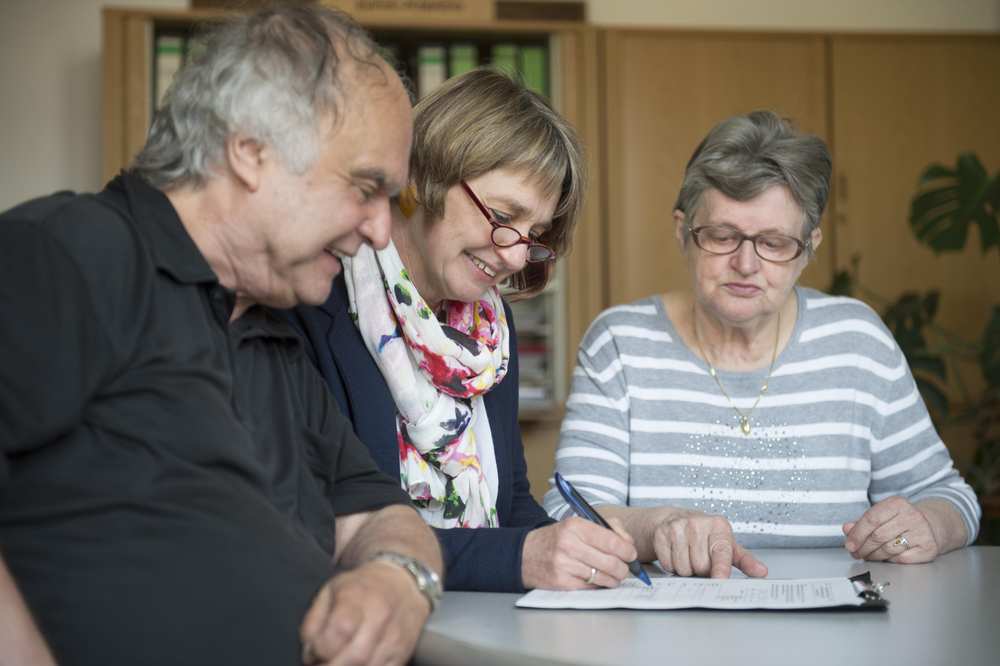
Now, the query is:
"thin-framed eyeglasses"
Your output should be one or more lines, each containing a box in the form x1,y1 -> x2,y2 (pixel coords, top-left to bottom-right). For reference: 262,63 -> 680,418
689,224 -> 809,263
460,180 -> 556,263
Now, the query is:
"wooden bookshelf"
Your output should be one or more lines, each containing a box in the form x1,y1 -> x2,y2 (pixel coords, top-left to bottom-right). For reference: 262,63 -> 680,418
101,7 -> 603,427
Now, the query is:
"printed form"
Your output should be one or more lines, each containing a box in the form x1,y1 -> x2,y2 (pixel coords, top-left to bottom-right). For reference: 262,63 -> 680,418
516,576 -> 868,610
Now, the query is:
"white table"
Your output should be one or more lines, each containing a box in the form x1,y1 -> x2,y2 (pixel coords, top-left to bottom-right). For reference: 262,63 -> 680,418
415,547 -> 1000,666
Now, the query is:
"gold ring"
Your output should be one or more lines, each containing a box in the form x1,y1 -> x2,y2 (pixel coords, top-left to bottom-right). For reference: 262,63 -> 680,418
893,534 -> 910,548
585,567 -> 597,585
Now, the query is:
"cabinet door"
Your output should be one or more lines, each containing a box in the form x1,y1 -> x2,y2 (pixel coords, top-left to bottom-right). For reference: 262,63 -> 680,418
831,36 -> 1000,396
603,30 -> 831,306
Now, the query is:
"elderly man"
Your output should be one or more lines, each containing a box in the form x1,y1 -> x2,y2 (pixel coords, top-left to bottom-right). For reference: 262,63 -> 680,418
0,6 -> 441,666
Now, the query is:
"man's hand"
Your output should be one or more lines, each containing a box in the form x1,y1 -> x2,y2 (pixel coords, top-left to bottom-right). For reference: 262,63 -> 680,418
300,559 -> 429,666
650,511 -> 767,578
521,516 -> 638,590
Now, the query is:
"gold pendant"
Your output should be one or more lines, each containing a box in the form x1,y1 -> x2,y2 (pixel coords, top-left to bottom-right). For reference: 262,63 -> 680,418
740,417 -> 751,435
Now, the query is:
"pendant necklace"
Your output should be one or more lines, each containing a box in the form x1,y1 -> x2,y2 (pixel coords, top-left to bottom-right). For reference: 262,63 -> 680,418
692,306 -> 780,436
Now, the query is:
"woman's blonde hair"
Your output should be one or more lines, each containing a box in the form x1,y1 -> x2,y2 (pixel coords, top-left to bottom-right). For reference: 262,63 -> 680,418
409,68 -> 585,293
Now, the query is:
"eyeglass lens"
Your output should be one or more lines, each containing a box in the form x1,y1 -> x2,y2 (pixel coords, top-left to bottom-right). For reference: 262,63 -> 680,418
693,226 -> 804,262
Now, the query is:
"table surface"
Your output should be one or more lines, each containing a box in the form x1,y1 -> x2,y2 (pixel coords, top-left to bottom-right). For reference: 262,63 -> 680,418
415,547 -> 1000,666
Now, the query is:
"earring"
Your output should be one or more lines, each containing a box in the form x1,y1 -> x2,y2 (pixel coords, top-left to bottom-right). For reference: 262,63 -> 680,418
398,185 -> 418,219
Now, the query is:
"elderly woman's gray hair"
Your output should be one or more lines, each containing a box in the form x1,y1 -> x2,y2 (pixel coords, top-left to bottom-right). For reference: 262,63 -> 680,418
131,6 -> 388,189
409,68 -> 586,293
674,110 -> 832,244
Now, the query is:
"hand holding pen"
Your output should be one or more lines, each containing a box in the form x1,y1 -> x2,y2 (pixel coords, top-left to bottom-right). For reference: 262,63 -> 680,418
553,472 -> 651,587
521,474 -> 645,590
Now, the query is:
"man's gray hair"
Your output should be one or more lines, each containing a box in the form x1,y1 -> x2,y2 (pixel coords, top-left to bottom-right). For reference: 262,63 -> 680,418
674,110 -> 832,242
131,6 -> 386,189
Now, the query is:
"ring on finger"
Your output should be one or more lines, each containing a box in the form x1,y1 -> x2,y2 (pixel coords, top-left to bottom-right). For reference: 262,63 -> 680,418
892,534 -> 910,549
585,566 -> 597,585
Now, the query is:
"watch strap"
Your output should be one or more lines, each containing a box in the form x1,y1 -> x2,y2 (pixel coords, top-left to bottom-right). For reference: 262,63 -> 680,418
369,551 -> 442,612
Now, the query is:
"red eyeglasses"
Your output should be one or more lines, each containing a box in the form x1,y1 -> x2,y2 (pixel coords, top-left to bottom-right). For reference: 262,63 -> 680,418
460,180 -> 556,263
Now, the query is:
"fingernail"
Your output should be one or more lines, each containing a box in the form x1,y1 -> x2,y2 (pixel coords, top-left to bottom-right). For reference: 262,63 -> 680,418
845,541 -> 855,551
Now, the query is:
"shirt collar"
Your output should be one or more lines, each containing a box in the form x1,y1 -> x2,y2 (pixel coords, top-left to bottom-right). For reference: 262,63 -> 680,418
105,171 -> 218,284
106,173 -> 303,351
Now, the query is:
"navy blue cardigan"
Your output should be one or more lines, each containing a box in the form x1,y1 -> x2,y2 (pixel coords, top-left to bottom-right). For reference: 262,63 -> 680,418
289,275 -> 553,592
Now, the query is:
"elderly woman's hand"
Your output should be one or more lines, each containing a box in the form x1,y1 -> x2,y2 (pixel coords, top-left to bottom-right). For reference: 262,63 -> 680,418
521,516 -> 638,590
843,496 -> 941,563
651,511 -> 768,578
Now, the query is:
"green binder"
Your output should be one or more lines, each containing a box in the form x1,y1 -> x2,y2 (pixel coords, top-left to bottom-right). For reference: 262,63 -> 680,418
449,44 -> 478,78
520,45 -> 548,97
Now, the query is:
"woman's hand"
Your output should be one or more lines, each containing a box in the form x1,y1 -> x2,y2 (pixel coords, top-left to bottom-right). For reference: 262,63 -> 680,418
649,511 -> 768,578
843,496 -> 942,563
521,517 -> 638,590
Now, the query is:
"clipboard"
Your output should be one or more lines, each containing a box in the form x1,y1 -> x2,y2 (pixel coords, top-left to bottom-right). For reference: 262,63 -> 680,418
515,571 -> 890,612
847,571 -> 891,610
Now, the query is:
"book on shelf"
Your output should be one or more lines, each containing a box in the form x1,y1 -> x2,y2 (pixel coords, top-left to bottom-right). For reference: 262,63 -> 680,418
490,43 -> 519,78
449,44 -> 479,78
518,386 -> 549,402
520,45 -> 548,96
417,45 -> 446,98
154,35 -> 185,108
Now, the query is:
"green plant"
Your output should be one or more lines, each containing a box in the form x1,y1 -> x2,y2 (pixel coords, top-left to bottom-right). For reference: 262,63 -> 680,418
830,152 -> 1000,498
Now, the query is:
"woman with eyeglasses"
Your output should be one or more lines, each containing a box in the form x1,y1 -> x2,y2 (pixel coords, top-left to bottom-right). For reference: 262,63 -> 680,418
545,110 -> 979,579
290,69 -> 638,592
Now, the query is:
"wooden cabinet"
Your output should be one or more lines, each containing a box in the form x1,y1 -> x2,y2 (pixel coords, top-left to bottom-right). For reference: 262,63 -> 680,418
602,29 -> 833,307
830,35 -> 1000,401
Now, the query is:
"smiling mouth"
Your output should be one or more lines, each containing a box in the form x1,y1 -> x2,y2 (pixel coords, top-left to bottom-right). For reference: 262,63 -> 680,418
467,252 -> 497,278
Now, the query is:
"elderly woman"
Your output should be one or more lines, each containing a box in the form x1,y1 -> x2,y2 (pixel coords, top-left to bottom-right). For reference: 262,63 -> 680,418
545,110 -> 981,579
291,69 -> 637,592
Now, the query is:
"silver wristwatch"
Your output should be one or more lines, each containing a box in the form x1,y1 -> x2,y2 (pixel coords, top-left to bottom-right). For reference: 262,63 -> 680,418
370,551 -> 443,612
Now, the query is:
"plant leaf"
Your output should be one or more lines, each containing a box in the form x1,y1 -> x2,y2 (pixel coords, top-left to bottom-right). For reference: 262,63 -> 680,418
909,152 -> 999,255
922,292 -> 939,322
980,174 -> 1000,252
909,351 -> 948,382
917,163 -> 956,184
915,375 -> 950,422
828,269 -> 854,296
883,292 -> 930,352
981,305 -> 1000,388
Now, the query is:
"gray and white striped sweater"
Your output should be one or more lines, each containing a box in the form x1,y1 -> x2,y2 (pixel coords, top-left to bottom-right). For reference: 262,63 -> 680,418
543,288 -> 981,547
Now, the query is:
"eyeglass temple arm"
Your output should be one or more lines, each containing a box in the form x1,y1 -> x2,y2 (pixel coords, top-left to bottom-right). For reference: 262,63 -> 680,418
460,181 -> 495,222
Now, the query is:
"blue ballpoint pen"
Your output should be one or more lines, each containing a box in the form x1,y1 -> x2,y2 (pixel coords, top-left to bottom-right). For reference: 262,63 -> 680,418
554,472 -> 652,586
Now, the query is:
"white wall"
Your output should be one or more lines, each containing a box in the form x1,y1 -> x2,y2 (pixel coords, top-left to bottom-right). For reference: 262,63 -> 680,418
1,0 -> 998,211
0,0 -> 187,211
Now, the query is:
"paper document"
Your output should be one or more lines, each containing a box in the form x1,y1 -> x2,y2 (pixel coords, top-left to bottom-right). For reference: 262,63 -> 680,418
516,576 -> 873,610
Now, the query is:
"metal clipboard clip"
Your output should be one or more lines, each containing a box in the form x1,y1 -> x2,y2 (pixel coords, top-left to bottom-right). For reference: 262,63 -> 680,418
849,571 -> 891,608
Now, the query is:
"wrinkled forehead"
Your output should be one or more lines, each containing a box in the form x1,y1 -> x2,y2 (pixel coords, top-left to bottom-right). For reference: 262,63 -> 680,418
697,185 -> 807,235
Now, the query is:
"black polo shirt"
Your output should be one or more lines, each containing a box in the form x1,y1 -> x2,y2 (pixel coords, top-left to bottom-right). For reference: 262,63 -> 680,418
0,173 -> 409,666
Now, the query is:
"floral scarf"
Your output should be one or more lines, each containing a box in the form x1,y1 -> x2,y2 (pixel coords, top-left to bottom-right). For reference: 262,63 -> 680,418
343,242 -> 508,528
